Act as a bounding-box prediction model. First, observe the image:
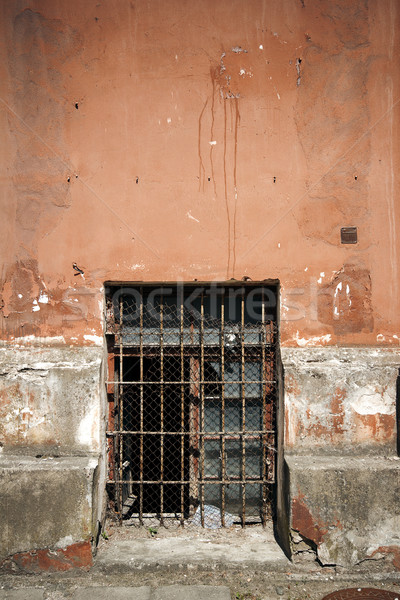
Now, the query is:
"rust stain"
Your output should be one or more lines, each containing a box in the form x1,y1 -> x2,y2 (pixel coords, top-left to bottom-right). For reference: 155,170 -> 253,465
198,97 -> 208,192
285,374 -> 300,395
209,67 -> 217,196
223,98 -> 231,279
353,412 -> 396,443
292,492 -> 328,545
0,540 -> 92,573
331,387 -> 346,435
232,97 -> 240,277
369,546 -> 400,571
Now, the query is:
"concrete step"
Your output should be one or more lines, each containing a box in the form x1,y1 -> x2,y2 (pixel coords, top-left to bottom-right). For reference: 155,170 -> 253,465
94,531 -> 289,572
0,585 -> 231,600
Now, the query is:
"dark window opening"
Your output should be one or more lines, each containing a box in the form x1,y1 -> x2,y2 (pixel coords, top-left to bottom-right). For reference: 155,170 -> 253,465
105,283 -> 278,528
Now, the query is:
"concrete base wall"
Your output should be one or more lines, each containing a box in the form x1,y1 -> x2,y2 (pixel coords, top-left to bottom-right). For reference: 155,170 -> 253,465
286,454 -> 400,567
0,455 -> 99,563
0,345 -> 106,566
282,347 -> 400,567
282,347 -> 399,451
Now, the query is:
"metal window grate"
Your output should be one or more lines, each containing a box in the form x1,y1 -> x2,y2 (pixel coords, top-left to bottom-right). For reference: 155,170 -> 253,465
105,284 -> 278,527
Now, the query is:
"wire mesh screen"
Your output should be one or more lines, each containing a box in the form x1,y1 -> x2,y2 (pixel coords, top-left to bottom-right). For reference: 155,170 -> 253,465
106,285 -> 278,528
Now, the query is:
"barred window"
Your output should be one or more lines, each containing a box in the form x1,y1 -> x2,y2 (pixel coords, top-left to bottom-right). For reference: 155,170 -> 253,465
105,283 -> 278,528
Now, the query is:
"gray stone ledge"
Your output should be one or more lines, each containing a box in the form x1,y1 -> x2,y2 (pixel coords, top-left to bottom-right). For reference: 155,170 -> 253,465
281,346 -> 400,369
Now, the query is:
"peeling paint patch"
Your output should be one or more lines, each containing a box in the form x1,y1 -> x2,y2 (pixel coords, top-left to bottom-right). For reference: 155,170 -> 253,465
38,292 -> 49,304
187,211 -> 200,223
294,332 -> 331,347
83,334 -> 103,346
76,404 -> 98,447
231,46 -> 247,53
350,388 -> 394,416
0,336 -> 66,346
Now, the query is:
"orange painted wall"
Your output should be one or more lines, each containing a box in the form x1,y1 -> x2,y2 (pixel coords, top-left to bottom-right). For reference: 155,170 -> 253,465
1,0 -> 399,348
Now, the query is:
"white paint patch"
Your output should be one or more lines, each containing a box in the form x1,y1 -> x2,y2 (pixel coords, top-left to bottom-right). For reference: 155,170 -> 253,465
167,117 -> 172,124
83,334 -> 103,346
294,332 -> 332,347
317,278 -> 322,284
259,44 -> 263,50
32,299 -> 40,312
175,54 -> 178,60
18,294 -> 23,299
377,334 -> 385,342
76,404 -> 98,447
346,284 -> 352,307
38,292 -> 49,304
209,140 -> 217,145
350,388 -> 394,416
334,282 -> 342,295
304,267 -> 308,272
55,535 -> 74,549
277,92 -> 281,100
6,335 -> 66,346
130,263 -> 145,270
239,69 -> 245,76
187,211 -> 200,223
277,243 -> 281,248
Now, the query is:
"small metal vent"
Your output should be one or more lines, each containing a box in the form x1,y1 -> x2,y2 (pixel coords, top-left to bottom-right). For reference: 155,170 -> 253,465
341,226 -> 357,244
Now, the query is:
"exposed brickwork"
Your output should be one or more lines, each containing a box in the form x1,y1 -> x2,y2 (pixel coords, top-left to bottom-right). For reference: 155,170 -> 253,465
291,493 -> 328,546
0,540 -> 93,573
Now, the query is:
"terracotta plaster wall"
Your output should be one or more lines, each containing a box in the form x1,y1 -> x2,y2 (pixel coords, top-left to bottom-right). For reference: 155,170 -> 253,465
0,0 -> 399,348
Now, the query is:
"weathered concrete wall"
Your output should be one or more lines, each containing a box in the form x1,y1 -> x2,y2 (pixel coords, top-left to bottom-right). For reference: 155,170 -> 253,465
287,454 -> 400,567
0,346 -> 105,566
0,346 -> 103,454
0,0 -> 399,568
282,347 -> 400,451
0,455 -> 97,564
282,347 -> 400,567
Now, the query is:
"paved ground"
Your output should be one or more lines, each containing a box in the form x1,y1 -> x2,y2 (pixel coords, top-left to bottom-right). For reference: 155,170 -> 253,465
1,523 -> 400,600
0,585 -> 231,600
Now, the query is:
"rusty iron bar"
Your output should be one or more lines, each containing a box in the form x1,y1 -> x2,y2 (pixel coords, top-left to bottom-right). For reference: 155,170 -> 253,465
261,290 -> 267,527
200,293 -> 205,527
106,380 -> 275,385
139,288 -> 144,525
180,295 -> 185,525
160,293 -> 164,525
118,294 -> 124,522
109,478 -> 274,485
241,293 -> 246,527
107,431 -> 275,440
220,293 -> 226,527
